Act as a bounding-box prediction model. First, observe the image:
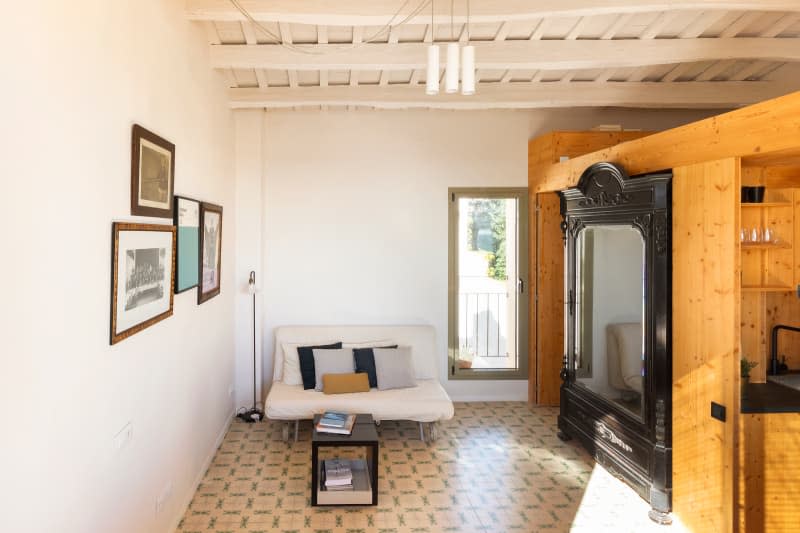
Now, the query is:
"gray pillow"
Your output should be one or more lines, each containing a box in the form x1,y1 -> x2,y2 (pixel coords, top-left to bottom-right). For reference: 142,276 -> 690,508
373,346 -> 417,391
313,348 -> 355,391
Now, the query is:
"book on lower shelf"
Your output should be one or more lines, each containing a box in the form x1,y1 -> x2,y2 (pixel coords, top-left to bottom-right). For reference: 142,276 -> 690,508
317,458 -> 372,505
316,413 -> 356,435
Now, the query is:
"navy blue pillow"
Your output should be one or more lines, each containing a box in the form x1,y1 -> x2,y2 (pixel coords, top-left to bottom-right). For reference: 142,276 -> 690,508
298,342 -> 343,390
354,346 -> 398,388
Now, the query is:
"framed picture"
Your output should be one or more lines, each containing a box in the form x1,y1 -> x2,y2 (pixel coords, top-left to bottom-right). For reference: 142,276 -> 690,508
110,223 -> 176,344
198,202 -> 223,304
174,196 -> 200,293
131,124 -> 175,218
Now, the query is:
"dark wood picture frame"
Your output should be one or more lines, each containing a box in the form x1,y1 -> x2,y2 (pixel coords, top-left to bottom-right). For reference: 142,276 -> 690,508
173,195 -> 200,294
198,202 -> 223,304
110,222 -> 176,345
131,124 -> 175,218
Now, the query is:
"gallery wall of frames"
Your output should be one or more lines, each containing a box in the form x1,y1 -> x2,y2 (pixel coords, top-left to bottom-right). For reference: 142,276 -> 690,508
110,124 -> 223,345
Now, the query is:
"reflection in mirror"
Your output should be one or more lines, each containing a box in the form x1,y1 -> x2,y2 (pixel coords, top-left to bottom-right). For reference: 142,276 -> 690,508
575,225 -> 645,419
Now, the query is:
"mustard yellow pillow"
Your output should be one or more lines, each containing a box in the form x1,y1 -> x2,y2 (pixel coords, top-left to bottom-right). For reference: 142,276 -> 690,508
322,373 -> 370,394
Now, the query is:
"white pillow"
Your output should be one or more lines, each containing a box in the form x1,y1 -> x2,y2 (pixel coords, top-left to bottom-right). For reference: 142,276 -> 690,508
281,343 -> 305,385
342,339 -> 394,348
373,346 -> 417,391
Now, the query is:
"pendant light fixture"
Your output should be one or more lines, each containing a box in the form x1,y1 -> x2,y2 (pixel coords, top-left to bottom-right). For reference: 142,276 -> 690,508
445,0 -> 459,93
426,0 -> 439,95
426,0 -> 475,96
461,0 -> 475,95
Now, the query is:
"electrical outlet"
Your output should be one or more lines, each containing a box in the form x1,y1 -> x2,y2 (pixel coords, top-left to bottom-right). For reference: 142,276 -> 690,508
114,422 -> 133,451
155,482 -> 173,514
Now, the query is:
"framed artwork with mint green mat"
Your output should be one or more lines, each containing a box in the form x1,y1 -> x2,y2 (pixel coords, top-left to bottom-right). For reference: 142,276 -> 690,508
173,196 -> 200,294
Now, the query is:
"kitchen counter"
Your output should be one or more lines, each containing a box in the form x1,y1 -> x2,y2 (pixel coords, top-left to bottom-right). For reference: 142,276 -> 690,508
741,380 -> 800,413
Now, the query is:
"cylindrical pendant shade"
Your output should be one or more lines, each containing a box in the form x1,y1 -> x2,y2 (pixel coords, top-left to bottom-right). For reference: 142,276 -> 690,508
445,42 -> 460,93
426,45 -> 440,95
461,45 -> 475,95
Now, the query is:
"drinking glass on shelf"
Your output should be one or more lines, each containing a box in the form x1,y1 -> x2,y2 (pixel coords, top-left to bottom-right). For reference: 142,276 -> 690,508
750,227 -> 761,243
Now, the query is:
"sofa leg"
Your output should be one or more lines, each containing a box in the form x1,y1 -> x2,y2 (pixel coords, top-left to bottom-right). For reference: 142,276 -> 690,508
294,420 -> 299,442
282,423 -> 289,442
429,422 -> 438,442
419,422 -> 425,443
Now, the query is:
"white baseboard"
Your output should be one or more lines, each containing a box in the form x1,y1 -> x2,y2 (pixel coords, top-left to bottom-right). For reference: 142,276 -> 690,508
169,406 -> 235,533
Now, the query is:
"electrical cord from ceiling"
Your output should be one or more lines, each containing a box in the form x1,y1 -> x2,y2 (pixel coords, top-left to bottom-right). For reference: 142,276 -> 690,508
227,0 -> 434,55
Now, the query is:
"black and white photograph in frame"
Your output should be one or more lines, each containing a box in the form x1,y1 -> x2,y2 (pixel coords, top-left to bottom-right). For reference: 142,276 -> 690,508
110,223 -> 175,344
131,124 -> 175,218
198,202 -> 222,304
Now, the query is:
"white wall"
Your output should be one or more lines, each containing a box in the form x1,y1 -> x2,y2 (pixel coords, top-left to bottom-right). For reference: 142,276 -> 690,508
0,2 -> 234,532
236,106 -> 720,402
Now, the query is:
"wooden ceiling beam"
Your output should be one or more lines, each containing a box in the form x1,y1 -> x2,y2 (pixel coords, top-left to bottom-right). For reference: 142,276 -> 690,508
210,38 -> 800,71
187,0 -> 800,25
228,81 -> 790,110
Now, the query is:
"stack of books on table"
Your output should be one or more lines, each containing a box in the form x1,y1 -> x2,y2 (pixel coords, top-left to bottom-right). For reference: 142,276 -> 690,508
315,411 -> 356,435
322,459 -> 353,491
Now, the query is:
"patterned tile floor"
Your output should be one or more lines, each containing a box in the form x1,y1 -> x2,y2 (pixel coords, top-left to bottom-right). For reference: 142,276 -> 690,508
178,402 -> 685,533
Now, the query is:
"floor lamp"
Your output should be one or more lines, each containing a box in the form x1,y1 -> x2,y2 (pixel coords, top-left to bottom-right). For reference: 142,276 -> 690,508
237,271 -> 264,423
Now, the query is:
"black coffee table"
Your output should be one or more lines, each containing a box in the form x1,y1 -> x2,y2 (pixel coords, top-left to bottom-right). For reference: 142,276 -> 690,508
311,413 -> 379,506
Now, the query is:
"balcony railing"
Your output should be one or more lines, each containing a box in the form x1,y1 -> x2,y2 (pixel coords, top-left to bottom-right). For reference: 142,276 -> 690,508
458,291 -> 509,358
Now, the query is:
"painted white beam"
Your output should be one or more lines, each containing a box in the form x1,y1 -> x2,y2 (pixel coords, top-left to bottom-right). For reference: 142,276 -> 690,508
187,1 -> 800,25
210,38 -> 800,71
228,81 -> 793,109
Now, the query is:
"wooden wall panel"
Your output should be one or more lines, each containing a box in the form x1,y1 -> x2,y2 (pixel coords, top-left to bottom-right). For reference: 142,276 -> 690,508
672,158 -> 740,533
535,192 -> 563,406
532,91 -> 800,193
738,413 -> 800,533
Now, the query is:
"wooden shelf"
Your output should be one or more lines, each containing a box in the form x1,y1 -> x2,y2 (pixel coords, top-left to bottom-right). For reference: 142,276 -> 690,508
741,242 -> 791,250
741,202 -> 793,208
742,285 -> 795,293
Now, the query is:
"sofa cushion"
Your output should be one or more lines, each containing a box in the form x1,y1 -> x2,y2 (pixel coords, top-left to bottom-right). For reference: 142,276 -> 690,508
354,345 -> 398,388
298,342 -> 342,390
313,348 -> 355,391
374,346 -> 417,391
322,373 -> 370,394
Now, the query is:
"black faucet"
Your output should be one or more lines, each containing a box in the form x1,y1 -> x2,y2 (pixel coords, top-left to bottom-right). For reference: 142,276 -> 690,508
769,324 -> 800,375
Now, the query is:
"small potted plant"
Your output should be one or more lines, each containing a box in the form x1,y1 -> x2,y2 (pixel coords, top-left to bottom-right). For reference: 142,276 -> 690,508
457,347 -> 475,369
741,357 -> 758,399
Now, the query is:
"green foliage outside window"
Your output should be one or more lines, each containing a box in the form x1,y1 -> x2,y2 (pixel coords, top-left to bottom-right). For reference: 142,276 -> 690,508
466,199 -> 507,281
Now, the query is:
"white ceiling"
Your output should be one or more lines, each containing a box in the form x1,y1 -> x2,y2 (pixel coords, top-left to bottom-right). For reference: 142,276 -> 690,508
186,0 -> 800,110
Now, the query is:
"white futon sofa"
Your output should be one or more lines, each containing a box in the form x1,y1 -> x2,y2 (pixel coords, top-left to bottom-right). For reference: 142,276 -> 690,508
265,325 -> 454,442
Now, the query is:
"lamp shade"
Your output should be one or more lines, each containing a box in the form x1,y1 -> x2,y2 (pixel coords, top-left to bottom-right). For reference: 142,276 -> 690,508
461,45 -> 475,95
445,42 -> 459,93
426,44 -> 439,95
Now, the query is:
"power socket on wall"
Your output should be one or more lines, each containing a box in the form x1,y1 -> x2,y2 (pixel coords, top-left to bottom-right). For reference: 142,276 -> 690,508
155,481 -> 173,514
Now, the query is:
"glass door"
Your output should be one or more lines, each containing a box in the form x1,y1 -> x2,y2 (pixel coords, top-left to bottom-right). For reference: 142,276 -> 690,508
448,189 -> 529,379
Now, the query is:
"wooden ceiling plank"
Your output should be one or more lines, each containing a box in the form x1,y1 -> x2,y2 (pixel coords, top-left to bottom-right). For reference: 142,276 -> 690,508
730,60 -> 768,80
209,38 -> 800,71
639,11 -> 682,39
278,22 -> 298,88
760,12 -> 800,37
254,68 -> 269,88
600,13 -> 633,39
494,21 -> 511,41
530,19 -> 548,40
565,17 -> 589,40
241,21 -> 258,44
228,80 -> 790,109
694,59 -> 736,81
187,1 -> 800,25
205,21 -> 221,45
317,25 -> 328,44
319,70 -> 328,87
679,11 -> 729,38
594,68 -> 616,82
718,11 -> 764,37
